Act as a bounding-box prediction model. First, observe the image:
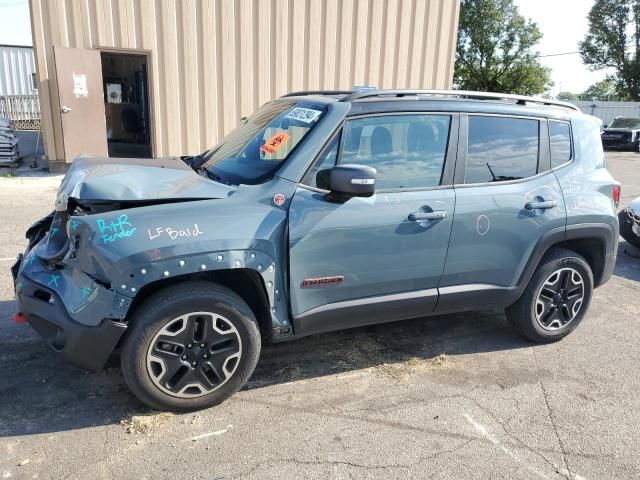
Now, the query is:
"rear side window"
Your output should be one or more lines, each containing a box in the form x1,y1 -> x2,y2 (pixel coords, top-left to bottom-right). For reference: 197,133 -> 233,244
340,114 -> 451,190
549,121 -> 572,168
465,116 -> 539,184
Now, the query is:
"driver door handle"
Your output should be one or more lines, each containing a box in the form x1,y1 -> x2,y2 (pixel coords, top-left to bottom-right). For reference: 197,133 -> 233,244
525,200 -> 557,210
408,211 -> 447,221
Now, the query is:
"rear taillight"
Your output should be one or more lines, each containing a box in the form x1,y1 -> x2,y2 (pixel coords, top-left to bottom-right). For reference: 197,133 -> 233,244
613,185 -> 621,207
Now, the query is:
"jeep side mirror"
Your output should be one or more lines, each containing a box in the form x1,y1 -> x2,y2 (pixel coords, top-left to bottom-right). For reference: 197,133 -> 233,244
603,124 -> 608,129
328,164 -> 376,197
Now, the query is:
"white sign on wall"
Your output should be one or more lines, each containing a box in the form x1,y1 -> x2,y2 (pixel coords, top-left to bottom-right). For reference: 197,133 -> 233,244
73,73 -> 88,98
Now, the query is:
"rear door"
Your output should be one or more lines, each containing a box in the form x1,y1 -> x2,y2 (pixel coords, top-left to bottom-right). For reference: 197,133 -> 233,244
288,113 -> 458,333
53,46 -> 108,162
438,114 -> 566,310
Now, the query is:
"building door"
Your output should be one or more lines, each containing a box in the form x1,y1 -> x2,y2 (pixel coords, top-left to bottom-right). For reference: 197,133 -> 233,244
53,46 -> 108,161
101,52 -> 152,158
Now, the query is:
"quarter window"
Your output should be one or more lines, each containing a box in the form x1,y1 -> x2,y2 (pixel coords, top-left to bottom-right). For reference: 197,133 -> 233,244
465,116 -> 540,184
549,121 -> 572,168
340,114 -> 451,190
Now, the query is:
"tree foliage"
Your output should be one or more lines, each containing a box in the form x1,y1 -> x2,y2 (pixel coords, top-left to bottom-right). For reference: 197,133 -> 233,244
581,78 -> 618,100
580,0 -> 640,100
454,0 -> 552,95
557,91 -> 580,101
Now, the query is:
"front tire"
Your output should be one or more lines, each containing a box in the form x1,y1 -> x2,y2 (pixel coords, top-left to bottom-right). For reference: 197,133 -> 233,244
506,248 -> 593,343
120,281 -> 260,412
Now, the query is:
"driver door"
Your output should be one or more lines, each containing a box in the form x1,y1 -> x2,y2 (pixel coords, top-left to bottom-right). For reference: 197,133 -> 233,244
288,113 -> 459,336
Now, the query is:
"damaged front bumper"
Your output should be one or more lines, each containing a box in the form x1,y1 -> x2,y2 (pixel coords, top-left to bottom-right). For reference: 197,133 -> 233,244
12,243 -> 130,371
619,207 -> 640,245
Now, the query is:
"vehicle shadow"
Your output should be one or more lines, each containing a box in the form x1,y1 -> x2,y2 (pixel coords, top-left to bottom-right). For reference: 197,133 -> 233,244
612,241 -> 640,282
0,297 -> 530,438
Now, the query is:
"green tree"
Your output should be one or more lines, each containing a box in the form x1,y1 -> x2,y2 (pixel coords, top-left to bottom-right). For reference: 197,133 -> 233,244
454,0 -> 552,95
557,91 -> 580,101
579,0 -> 640,100
581,78 -> 618,100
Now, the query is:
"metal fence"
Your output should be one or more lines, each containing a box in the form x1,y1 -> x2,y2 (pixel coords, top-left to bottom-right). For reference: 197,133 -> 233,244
0,95 -> 40,130
574,100 -> 640,126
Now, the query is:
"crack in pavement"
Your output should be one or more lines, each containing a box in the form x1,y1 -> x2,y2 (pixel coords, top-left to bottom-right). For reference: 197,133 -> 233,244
461,395 -> 560,473
229,439 -> 477,479
540,381 -> 573,478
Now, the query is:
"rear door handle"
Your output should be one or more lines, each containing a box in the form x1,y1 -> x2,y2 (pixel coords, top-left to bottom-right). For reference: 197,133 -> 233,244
408,211 -> 447,221
525,200 -> 557,210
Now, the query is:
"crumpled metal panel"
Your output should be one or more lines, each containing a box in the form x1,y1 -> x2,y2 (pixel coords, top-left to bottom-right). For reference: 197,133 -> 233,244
55,155 -> 235,211
21,166 -> 298,336
17,250 -> 127,326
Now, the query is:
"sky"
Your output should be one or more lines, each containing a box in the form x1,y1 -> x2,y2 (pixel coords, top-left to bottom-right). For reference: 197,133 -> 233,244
0,0 -> 31,46
515,0 -> 610,95
0,0 -> 610,96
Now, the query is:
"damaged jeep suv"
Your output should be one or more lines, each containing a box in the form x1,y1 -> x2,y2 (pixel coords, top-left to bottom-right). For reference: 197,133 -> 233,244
12,90 -> 620,411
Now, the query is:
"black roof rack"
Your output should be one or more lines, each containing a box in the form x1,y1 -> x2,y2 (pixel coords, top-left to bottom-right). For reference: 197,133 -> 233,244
281,90 -> 354,98
341,89 -> 581,112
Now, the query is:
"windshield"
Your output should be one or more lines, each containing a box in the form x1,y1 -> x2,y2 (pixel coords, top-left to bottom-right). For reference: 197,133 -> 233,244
201,100 -> 326,185
610,118 -> 640,129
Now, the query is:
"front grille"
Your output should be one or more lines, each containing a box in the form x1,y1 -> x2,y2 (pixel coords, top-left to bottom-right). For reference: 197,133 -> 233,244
603,132 -> 632,146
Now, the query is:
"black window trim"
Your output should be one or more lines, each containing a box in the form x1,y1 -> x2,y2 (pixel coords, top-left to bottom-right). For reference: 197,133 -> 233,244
454,113 -> 552,188
299,111 -> 460,194
299,125 -> 344,189
548,119 -> 574,171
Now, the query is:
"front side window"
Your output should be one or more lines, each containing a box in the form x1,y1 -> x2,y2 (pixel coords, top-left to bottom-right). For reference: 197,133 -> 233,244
465,116 -> 539,184
201,101 -> 325,185
549,121 -> 572,168
340,114 -> 451,190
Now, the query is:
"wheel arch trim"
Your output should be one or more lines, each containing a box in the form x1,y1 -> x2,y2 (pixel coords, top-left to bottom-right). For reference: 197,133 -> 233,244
119,249 -> 290,336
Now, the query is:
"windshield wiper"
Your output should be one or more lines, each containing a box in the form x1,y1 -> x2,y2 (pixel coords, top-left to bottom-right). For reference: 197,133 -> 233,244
486,162 -> 521,182
182,154 -> 207,171
486,162 -> 497,181
203,168 -> 224,183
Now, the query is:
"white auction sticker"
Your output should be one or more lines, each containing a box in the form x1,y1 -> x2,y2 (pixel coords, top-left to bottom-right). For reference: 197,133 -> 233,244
73,74 -> 88,98
285,107 -> 322,124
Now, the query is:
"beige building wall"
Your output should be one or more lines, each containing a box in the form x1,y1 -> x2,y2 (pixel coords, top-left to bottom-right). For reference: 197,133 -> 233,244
30,0 -> 460,170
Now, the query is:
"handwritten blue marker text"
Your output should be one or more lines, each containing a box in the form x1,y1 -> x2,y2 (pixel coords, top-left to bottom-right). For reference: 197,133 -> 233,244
96,215 -> 137,244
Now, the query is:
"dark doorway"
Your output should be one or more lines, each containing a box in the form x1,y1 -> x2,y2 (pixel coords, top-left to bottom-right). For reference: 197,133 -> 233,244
100,52 -> 152,158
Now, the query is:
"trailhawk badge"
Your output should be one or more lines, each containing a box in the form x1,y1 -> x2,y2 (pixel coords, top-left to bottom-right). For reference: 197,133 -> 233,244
302,276 -> 344,288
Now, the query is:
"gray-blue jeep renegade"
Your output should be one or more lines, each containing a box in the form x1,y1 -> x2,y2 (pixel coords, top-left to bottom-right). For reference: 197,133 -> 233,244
12,90 -> 620,411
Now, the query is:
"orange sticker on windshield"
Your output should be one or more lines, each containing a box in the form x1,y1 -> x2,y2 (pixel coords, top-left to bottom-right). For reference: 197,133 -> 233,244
260,131 -> 290,154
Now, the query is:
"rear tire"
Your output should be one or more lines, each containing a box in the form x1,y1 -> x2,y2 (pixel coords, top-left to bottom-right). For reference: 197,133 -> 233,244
120,281 -> 260,412
506,248 -> 593,343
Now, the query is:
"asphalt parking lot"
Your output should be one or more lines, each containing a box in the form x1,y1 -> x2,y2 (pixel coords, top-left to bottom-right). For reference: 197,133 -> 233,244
1,152 -> 639,480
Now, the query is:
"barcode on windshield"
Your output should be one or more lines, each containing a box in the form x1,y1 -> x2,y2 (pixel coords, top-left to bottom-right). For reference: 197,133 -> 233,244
285,107 -> 322,124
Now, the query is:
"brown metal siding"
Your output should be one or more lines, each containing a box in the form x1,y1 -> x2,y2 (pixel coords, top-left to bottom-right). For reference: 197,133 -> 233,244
29,0 -> 460,166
